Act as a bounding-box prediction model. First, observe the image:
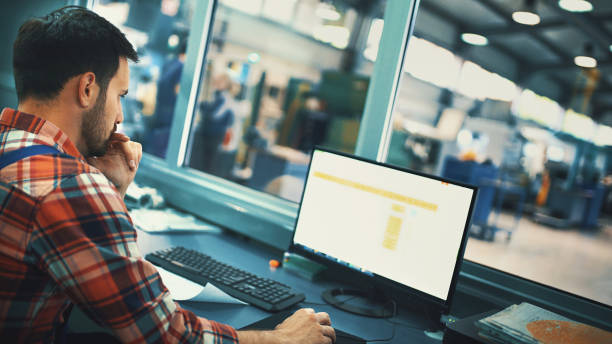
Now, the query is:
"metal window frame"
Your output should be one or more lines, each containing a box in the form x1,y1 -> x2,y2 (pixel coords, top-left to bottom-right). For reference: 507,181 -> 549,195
165,0 -> 215,167
355,0 -> 420,161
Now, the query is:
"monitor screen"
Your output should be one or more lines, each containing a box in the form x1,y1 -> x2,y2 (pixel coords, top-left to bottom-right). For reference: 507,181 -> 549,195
291,148 -> 476,305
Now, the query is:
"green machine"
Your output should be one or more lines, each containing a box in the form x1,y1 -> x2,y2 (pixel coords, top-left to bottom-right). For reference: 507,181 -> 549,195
318,71 -> 370,152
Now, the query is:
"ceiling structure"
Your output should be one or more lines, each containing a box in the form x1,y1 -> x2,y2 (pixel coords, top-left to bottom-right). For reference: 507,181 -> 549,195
409,0 -> 612,125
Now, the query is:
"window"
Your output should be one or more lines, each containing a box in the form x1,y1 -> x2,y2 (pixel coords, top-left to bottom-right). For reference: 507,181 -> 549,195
261,0 -> 297,24
94,0 -> 196,160
594,125 -> 612,147
404,37 -> 461,90
563,109 -> 596,141
222,0 -> 262,15
94,0 -> 611,324
386,0 -> 612,308
513,89 -> 564,130
181,0 -> 387,203
363,18 -> 384,62
457,61 -> 518,101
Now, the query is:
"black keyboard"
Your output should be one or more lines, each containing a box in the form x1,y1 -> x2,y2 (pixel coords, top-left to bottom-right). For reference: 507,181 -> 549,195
145,246 -> 305,312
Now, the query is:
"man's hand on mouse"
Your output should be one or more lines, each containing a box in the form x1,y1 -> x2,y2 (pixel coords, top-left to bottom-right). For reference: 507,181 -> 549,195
274,308 -> 336,344
237,308 -> 336,344
87,133 -> 142,199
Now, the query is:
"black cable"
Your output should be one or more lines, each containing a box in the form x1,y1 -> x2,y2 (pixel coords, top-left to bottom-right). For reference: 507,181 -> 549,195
302,294 -> 360,308
385,299 -> 397,318
301,300 -> 327,307
390,295 -> 443,331
383,300 -> 424,330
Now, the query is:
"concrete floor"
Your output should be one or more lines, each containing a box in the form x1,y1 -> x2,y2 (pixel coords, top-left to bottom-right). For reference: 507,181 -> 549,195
464,212 -> 612,306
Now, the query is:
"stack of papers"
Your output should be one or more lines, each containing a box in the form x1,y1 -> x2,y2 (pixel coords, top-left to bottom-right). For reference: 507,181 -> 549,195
475,302 -> 612,344
130,207 -> 221,233
156,267 -> 246,305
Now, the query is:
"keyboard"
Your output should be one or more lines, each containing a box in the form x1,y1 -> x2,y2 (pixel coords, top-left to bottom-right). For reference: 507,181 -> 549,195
145,246 -> 305,311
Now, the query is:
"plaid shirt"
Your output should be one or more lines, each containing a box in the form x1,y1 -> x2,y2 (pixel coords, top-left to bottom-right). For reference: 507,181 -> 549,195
0,108 -> 239,343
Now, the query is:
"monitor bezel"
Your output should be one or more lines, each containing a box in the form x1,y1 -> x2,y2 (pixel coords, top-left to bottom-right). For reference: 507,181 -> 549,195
288,146 -> 478,312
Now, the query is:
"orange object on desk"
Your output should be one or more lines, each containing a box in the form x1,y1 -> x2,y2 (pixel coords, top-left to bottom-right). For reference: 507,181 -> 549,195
269,259 -> 280,268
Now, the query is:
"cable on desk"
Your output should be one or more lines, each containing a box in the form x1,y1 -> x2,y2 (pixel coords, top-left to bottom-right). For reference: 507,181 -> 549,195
383,300 -> 425,331
304,292 -> 398,317
388,294 -> 445,332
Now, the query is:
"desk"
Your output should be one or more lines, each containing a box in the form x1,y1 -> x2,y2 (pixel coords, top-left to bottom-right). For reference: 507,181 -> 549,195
136,228 -> 440,343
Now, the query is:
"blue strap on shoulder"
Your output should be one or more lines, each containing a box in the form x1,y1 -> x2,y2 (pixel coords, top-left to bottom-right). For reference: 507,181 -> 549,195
0,144 -> 76,344
0,145 -> 67,169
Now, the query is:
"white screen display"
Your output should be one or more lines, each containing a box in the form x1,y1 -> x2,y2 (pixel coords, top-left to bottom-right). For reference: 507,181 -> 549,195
293,150 -> 475,301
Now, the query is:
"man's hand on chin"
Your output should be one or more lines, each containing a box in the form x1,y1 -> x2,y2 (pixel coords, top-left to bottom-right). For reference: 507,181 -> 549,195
87,133 -> 143,198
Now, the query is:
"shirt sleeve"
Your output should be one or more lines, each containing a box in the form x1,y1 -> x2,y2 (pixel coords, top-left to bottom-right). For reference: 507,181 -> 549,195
30,171 -> 239,343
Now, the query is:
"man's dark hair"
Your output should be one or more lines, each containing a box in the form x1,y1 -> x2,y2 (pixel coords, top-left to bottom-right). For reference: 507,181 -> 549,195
13,6 -> 139,102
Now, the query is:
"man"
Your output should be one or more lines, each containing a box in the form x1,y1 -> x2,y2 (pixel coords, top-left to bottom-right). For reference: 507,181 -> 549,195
145,39 -> 187,158
0,6 -> 335,344
193,73 -> 236,175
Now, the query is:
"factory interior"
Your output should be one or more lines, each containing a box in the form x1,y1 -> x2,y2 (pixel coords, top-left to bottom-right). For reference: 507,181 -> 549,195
2,0 -> 610,333
91,0 -> 612,306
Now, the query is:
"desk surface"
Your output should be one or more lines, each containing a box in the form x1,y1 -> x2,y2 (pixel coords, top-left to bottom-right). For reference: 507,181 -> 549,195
136,228 -> 440,343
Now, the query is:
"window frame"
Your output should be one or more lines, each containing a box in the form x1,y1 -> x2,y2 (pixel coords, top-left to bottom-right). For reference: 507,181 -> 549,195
108,0 -> 611,327
135,0 -> 421,250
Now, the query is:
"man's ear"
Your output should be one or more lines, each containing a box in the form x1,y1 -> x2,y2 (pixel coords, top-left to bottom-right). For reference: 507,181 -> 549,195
77,72 -> 98,108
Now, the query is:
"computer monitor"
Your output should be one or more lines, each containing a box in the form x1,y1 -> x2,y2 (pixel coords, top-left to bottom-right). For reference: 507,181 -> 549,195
289,148 -> 477,317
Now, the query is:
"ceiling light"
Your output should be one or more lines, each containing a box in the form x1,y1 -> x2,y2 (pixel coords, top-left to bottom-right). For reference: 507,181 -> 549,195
558,0 -> 593,13
315,3 -> 341,21
461,33 -> 488,46
512,11 -> 541,25
574,43 -> 597,68
513,0 -> 540,26
574,56 -> 597,68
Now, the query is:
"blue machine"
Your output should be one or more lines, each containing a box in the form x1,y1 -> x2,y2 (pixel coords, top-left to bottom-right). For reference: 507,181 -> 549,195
442,157 -> 498,224
442,157 -> 498,240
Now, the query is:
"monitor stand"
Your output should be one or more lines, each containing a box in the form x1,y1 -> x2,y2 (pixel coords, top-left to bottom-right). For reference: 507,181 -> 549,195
322,288 -> 395,318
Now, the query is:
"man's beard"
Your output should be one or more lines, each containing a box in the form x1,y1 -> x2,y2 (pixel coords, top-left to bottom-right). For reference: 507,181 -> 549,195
81,90 -> 113,157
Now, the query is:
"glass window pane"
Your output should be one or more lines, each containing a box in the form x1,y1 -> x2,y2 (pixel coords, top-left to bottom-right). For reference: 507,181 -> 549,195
221,0 -> 263,15
293,0 -> 322,35
563,109 -> 596,141
93,0 -> 196,160
261,0 -> 297,24
513,89 -> 564,130
386,0 -> 612,307
405,37 -> 462,90
184,0 -> 387,203
363,18 -> 383,62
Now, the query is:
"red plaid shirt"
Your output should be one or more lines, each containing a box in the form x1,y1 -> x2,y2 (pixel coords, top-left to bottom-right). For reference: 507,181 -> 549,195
0,108 -> 239,343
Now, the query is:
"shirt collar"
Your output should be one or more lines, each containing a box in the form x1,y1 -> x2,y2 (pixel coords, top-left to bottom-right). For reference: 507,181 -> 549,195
1,107 -> 85,160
